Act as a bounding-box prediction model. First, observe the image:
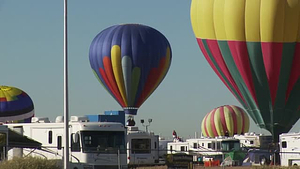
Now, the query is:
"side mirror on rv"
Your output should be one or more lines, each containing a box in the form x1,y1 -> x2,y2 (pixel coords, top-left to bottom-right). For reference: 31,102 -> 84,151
72,133 -> 79,143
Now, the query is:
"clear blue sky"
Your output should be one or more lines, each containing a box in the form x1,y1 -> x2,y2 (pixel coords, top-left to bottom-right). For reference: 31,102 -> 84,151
1,0 -> 299,138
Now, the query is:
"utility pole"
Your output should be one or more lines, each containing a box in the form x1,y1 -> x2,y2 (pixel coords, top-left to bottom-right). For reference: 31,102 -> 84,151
63,0 -> 69,168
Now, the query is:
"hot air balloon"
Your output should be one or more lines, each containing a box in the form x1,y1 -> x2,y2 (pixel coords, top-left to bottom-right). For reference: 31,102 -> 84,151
89,24 -> 172,121
0,86 -> 34,122
201,105 -> 250,138
191,0 -> 300,141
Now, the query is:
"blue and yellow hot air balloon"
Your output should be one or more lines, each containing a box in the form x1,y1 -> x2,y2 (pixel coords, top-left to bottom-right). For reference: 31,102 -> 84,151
0,86 -> 34,122
89,24 -> 172,116
191,0 -> 300,141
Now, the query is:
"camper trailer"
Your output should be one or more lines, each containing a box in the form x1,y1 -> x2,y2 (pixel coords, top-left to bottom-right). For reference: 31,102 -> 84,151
7,116 -> 128,169
233,133 -> 273,149
126,126 -> 159,167
280,132 -> 300,166
167,136 -> 241,164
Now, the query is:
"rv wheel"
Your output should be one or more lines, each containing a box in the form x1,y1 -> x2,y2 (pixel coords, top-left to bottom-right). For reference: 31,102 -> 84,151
259,156 -> 270,166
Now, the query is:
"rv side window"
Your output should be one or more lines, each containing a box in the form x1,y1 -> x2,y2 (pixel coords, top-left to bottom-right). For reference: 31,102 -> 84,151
48,131 -> 52,144
250,140 -> 254,144
57,136 -> 62,150
170,146 -> 172,152
208,143 -> 212,148
193,143 -> 197,148
155,142 -> 157,149
202,143 -> 204,147
282,141 -> 287,148
131,139 -> 151,154
180,146 -> 185,151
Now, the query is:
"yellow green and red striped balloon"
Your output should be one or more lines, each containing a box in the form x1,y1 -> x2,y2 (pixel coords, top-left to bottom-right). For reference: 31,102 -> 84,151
191,0 -> 300,141
201,105 -> 249,137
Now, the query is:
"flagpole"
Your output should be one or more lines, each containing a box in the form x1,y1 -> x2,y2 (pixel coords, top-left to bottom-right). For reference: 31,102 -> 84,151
63,0 -> 69,168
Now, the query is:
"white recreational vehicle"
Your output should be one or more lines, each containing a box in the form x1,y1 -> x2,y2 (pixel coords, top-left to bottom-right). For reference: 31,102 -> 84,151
167,136 -> 241,161
280,132 -> 300,166
126,126 -> 159,167
233,133 -> 273,149
7,116 -> 128,169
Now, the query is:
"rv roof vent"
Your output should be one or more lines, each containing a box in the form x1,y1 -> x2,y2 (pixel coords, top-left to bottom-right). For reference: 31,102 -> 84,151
31,117 -> 50,123
70,116 -> 89,122
55,116 -> 64,123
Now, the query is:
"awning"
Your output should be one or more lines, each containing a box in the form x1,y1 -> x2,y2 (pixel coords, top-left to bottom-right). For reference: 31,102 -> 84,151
8,129 -> 41,148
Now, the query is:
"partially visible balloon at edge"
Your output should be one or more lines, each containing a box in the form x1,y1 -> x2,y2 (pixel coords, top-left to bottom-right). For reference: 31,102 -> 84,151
0,85 -> 34,122
191,0 -> 300,141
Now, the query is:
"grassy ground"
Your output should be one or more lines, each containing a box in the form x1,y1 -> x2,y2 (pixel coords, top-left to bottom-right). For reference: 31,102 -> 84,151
0,157 -> 60,169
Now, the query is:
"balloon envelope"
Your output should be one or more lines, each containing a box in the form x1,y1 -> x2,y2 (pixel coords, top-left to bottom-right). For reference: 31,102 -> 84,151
0,86 -> 34,122
89,24 -> 172,115
191,0 -> 300,141
201,105 -> 250,137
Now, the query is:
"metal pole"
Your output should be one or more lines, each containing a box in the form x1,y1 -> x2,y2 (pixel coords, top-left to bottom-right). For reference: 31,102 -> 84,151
63,0 -> 69,168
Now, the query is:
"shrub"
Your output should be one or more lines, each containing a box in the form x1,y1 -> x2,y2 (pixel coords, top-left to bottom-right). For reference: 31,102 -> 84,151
0,156 -> 60,169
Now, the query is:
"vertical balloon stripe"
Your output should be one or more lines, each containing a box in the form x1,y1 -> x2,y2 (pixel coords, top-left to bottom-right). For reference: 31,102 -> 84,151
231,105 -> 242,134
136,68 -> 159,107
261,43 -> 283,106
219,106 -> 228,135
122,56 -> 132,106
102,57 -> 124,106
224,106 -> 234,136
238,106 -> 245,133
226,105 -> 238,134
210,109 -> 218,137
206,112 -> 215,137
205,40 -> 247,106
203,113 -> 210,137
227,41 -> 257,105
111,45 -> 128,105
201,116 -> 207,137
130,67 -> 141,106
153,48 -> 171,92
246,42 -> 273,126
286,43 -> 300,100
223,0 -> 246,41
99,68 -> 125,107
214,109 -> 224,136
274,43 -> 297,123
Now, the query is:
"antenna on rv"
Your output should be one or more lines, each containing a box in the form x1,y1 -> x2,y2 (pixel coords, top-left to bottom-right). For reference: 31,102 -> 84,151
141,118 -> 152,132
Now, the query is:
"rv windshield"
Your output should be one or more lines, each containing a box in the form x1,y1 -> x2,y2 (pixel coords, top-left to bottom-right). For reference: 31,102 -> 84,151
221,140 -> 240,151
81,131 -> 126,154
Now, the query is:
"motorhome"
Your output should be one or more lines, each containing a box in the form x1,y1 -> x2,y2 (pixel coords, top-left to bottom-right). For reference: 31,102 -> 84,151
167,136 -> 241,163
233,133 -> 273,149
126,126 -> 159,167
280,132 -> 300,166
7,116 -> 128,169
